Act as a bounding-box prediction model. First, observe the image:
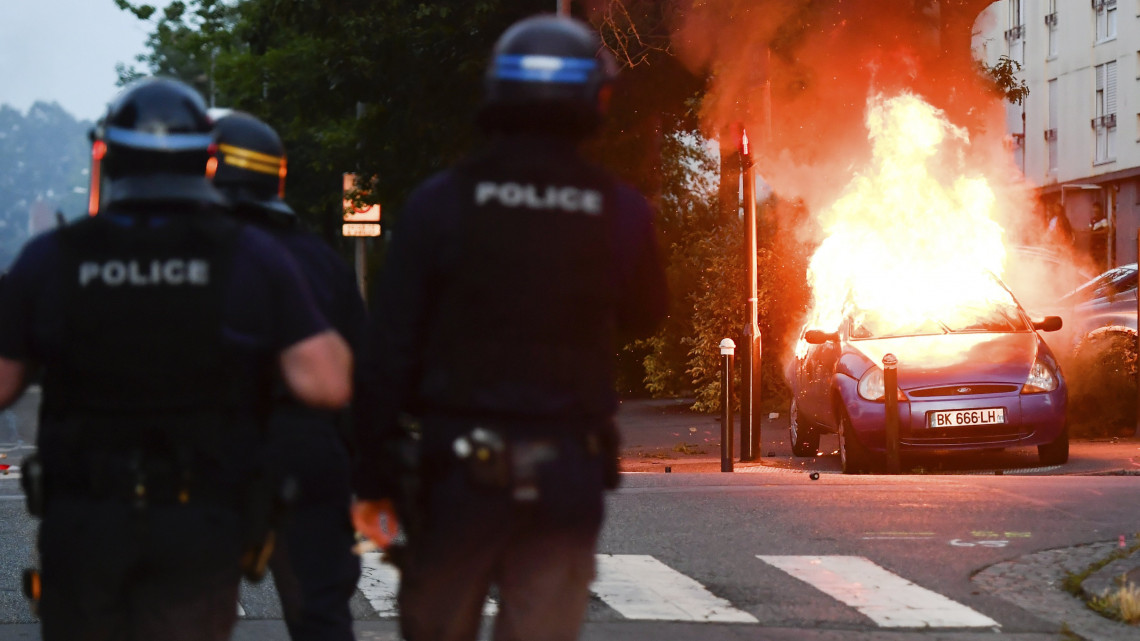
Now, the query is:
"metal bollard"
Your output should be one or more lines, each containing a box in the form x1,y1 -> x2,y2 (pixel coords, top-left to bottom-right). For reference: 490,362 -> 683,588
720,338 -> 736,473
883,353 -> 901,474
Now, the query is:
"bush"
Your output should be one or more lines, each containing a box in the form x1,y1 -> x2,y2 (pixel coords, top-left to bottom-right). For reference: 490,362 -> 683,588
1067,330 -> 1138,437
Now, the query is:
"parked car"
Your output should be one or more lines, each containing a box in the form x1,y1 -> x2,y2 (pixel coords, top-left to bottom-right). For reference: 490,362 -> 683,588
1050,264 -> 1138,434
1054,263 -> 1137,355
789,278 -> 1068,473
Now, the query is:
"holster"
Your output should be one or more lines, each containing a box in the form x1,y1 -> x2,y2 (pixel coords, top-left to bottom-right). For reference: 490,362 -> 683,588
241,472 -> 297,582
20,453 -> 44,518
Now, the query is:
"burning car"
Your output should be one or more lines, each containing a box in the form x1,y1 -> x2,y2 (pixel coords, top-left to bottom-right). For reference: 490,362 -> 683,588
788,278 -> 1068,473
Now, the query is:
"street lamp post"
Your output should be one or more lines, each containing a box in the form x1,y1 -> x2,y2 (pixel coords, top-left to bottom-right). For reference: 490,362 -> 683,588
739,128 -> 761,462
556,0 -> 570,16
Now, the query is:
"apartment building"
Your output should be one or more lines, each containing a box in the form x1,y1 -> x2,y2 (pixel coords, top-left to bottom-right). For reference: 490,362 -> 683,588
974,0 -> 1139,270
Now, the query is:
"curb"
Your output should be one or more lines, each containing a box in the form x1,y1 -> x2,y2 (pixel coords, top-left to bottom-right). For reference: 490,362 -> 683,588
974,540 -> 1140,640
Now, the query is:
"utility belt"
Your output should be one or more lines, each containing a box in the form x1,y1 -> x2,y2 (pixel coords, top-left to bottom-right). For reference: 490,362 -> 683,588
37,451 -> 240,510
428,420 -> 618,500
22,450 -> 294,584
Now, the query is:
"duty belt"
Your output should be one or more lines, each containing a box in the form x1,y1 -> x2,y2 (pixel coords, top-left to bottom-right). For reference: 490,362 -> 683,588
448,426 -> 603,501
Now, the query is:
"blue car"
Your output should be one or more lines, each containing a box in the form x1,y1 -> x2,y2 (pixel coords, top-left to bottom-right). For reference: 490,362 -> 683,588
789,281 -> 1069,473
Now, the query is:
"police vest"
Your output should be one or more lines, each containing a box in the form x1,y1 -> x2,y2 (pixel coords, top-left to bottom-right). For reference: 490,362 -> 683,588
42,210 -> 266,445
418,143 -> 619,421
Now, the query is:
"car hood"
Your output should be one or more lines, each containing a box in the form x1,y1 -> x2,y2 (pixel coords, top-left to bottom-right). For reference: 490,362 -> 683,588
849,332 -> 1038,389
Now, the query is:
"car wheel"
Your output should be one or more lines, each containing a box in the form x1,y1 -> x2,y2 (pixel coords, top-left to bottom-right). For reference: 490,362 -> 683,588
1037,424 -> 1069,465
837,408 -> 872,474
789,399 -> 820,457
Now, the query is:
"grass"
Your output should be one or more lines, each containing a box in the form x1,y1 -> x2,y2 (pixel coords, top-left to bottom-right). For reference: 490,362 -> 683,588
1089,581 -> 1140,624
1062,535 -> 1140,625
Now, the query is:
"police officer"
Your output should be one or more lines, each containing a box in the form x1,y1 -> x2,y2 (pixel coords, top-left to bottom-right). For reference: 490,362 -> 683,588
209,111 -> 365,641
352,15 -> 668,641
0,78 -> 351,641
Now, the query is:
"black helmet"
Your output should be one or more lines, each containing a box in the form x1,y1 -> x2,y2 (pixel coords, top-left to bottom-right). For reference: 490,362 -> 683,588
478,15 -> 617,137
209,112 -> 294,225
89,77 -> 223,211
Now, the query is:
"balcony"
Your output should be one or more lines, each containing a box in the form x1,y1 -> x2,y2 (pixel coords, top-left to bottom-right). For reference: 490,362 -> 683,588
1091,114 -> 1117,129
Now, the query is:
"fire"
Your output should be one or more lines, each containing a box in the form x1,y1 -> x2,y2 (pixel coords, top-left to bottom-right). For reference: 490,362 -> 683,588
807,92 -> 1008,338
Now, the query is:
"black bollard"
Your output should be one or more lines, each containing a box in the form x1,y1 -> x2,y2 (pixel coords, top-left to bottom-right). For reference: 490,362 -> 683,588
720,338 -> 736,473
883,353 -> 900,474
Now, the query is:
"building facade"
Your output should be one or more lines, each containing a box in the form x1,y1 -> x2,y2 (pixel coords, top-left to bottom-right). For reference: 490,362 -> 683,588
974,0 -> 1139,271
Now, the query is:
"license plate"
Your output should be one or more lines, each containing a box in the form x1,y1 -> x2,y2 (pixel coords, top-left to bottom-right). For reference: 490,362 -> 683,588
928,408 -> 1006,428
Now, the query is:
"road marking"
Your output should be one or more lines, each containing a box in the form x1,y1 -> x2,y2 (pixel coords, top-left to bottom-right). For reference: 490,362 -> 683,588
757,555 -> 999,628
237,602 -> 245,617
357,552 -> 497,618
592,554 -> 757,622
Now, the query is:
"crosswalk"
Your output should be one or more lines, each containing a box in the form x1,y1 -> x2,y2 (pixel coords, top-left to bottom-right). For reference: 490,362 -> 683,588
274,553 -> 998,630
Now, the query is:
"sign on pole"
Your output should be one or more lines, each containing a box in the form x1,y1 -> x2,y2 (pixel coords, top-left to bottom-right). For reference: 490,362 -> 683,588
342,173 -> 381,236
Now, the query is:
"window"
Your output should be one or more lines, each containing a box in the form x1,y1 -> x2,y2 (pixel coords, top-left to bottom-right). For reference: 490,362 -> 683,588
1045,1 -> 1058,57
1093,61 -> 1117,163
1005,0 -> 1025,63
1047,79 -> 1058,174
1094,0 -> 1117,42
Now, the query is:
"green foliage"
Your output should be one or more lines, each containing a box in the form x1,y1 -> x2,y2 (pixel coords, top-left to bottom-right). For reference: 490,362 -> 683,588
0,103 -> 92,268
639,131 -> 813,412
979,55 -> 1029,106
1067,331 -> 1138,438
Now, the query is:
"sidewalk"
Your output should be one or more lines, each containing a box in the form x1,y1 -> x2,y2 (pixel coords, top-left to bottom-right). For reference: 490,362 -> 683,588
615,397 -> 1140,476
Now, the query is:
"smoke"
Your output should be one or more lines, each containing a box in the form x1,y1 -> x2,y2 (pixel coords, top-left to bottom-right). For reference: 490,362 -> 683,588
671,0 -> 1087,319
674,0 -> 1006,206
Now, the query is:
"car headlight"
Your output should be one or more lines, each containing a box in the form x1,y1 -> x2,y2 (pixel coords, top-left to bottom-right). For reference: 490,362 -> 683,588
857,367 -> 907,402
1021,358 -> 1058,394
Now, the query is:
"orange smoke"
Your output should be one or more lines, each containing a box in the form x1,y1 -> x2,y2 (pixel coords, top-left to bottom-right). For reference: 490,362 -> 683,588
673,0 -> 1007,211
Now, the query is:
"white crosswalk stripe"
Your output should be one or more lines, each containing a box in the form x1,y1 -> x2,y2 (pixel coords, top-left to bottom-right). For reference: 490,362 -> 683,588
757,555 -> 999,628
356,552 -> 499,618
593,554 -> 757,622
236,553 -> 1000,629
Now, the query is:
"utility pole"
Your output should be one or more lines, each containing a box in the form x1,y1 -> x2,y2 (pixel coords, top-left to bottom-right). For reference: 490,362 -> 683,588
739,128 -> 761,462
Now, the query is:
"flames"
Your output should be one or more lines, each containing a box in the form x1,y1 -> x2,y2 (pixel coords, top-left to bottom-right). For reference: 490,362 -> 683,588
806,92 -> 1010,338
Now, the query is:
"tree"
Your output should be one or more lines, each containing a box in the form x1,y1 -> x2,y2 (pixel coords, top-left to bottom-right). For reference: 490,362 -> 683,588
0,103 -> 92,268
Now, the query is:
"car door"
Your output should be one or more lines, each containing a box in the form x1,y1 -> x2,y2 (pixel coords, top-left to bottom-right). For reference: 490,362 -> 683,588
798,324 -> 843,429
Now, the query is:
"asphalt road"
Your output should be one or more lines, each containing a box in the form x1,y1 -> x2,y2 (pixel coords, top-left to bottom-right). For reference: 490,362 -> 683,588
0,394 -> 1138,640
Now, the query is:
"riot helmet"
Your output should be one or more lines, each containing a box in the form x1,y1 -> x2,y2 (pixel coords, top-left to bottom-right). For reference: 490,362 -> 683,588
478,15 -> 617,137
209,112 -> 294,226
88,77 -> 223,213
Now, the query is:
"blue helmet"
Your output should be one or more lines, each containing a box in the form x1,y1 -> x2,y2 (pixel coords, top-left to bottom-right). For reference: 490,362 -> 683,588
89,78 -> 223,211
478,15 -> 617,137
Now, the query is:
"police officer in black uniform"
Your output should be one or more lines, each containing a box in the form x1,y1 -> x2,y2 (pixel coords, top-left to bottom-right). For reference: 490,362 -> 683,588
209,111 -> 365,641
0,78 -> 352,641
352,15 -> 668,641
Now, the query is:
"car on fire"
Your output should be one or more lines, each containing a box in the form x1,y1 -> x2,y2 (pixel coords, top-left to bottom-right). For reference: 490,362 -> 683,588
788,278 -> 1069,473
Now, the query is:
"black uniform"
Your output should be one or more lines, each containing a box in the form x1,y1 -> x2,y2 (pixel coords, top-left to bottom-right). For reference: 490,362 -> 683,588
260,225 -> 366,641
355,133 -> 668,641
0,205 -> 331,641
208,110 -> 366,641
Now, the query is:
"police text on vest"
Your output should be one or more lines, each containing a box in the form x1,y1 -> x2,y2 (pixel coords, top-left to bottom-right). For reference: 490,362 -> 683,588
475,182 -> 602,215
78,259 -> 210,287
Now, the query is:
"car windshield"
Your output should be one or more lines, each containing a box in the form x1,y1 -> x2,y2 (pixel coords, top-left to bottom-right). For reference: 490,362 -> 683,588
849,283 -> 1031,339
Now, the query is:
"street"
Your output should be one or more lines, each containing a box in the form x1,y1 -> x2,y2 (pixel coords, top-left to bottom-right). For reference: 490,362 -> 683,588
1,394 -> 1138,640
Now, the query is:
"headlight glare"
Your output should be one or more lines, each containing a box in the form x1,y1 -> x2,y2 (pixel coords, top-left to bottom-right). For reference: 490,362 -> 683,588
858,367 -> 885,401
1021,359 -> 1058,394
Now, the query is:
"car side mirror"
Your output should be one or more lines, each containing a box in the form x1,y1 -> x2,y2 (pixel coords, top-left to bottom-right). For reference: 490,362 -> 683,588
804,329 -> 840,345
1032,316 -> 1063,332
